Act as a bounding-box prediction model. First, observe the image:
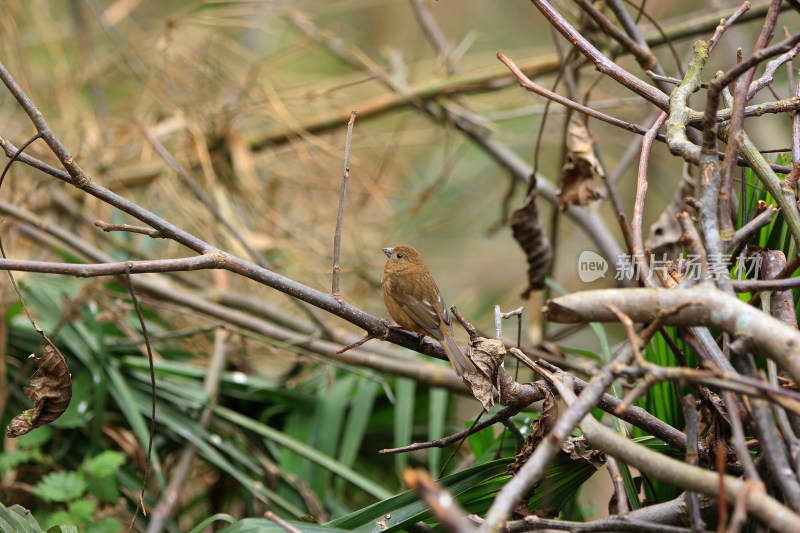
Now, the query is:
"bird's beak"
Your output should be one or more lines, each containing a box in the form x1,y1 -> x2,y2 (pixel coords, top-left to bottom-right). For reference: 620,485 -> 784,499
382,247 -> 393,258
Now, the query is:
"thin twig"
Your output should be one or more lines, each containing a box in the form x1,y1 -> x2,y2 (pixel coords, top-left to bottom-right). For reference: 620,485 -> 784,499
264,511 -> 304,533
632,112 -> 667,287
605,455 -> 629,515
332,109 -> 357,301
125,264 -> 157,531
94,220 -> 165,238
707,1 -> 753,54
481,344 -> 634,530
136,120 -> 273,269
408,0 -> 455,74
682,395 -> 705,533
403,469 -> 473,533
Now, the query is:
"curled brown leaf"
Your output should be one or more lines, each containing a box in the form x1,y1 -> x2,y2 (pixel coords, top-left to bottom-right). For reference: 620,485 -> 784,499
462,337 -> 506,411
557,116 -> 603,210
510,175 -> 553,299
7,343 -> 72,438
509,384 -> 558,475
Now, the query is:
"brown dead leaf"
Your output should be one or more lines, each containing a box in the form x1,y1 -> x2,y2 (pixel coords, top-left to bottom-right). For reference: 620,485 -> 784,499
462,337 -> 507,411
462,371 -> 494,412
561,435 -> 605,469
510,386 -> 558,475
510,174 -> 553,298
7,343 -> 72,438
557,116 -> 603,210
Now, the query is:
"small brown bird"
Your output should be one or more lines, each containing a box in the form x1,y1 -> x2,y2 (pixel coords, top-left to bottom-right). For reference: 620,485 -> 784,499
381,245 -> 477,376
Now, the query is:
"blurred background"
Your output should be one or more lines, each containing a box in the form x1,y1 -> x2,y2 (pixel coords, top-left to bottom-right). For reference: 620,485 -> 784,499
1,1 -> 797,530
1,1 -> 789,341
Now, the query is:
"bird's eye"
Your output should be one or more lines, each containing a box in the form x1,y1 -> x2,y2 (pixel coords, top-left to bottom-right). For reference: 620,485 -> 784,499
396,253 -> 404,259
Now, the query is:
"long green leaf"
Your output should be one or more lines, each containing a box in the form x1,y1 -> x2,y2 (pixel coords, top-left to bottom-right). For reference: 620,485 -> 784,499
308,375 -> 354,496
427,388 -> 447,476
216,518 -> 351,533
0,502 -> 44,533
339,379 -> 379,468
213,405 -> 393,500
393,379 -> 415,476
326,459 -> 510,533
105,362 -> 167,489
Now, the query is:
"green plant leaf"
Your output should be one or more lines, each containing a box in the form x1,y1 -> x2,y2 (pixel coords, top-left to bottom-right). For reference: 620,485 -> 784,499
393,378 -> 416,477
0,449 -> 34,473
46,526 -> 78,533
215,518 -> 350,533
186,513 -> 238,533
66,499 -> 95,525
467,420 -> 495,460
326,459 -> 511,532
307,375 -> 354,496
33,471 -> 87,502
0,502 -> 45,533
427,387 -> 447,475
87,475 -> 120,503
85,517 -> 123,533
339,379 -> 379,468
213,405 -> 393,501
83,451 -> 125,477
41,511 -> 70,532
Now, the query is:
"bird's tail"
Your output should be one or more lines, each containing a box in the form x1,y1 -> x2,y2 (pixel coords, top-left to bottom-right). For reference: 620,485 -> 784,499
441,335 -> 477,377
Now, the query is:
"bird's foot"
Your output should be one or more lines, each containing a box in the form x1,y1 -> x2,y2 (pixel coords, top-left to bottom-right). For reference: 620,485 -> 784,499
380,319 -> 401,340
415,333 -> 426,350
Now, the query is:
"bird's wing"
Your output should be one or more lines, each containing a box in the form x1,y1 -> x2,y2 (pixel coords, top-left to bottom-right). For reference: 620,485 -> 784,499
394,291 -> 450,340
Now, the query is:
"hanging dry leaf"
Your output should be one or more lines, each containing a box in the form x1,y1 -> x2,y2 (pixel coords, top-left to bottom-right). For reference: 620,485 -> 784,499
557,116 -> 603,210
7,343 -> 72,438
509,385 -> 558,475
462,337 -> 506,411
510,174 -> 553,299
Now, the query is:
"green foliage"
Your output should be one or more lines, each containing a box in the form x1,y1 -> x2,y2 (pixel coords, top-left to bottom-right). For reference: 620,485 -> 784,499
0,199 -> 741,532
0,449 -> 36,473
23,449 -> 126,531
4,266 -> 609,530
0,501 -> 46,533
33,472 -> 87,503
83,451 -> 125,478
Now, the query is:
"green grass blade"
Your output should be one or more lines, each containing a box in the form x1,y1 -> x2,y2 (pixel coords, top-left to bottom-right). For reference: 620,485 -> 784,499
213,405 -> 393,500
326,459 -> 511,532
393,378 -> 416,477
427,387 -> 447,476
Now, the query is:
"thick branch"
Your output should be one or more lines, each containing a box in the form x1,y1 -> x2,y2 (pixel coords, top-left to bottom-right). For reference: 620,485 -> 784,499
545,285 -> 800,384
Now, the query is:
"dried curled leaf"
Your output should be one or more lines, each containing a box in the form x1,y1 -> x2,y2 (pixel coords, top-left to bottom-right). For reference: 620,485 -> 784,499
509,385 -> 558,475
557,116 -> 603,210
510,175 -> 553,299
7,344 -> 72,438
561,435 -> 604,469
462,337 -> 506,411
